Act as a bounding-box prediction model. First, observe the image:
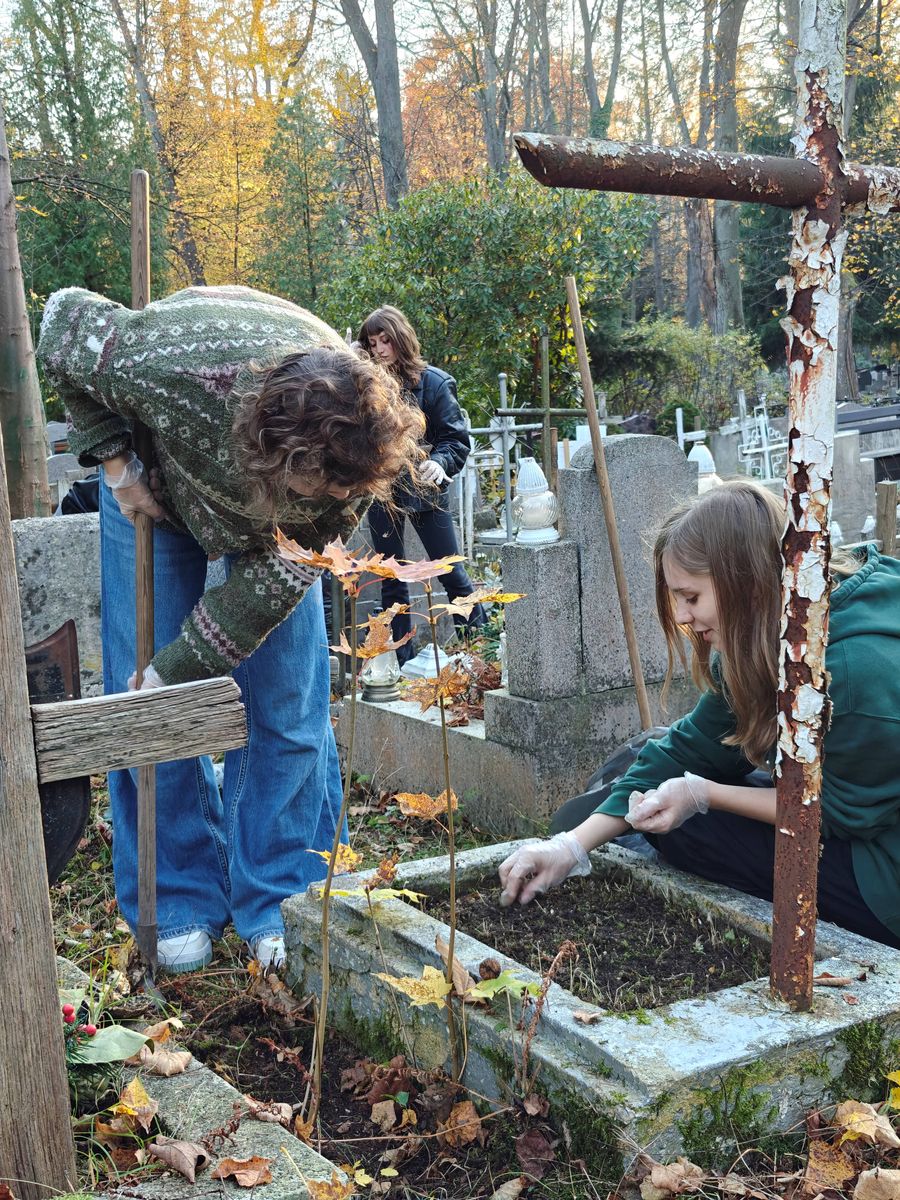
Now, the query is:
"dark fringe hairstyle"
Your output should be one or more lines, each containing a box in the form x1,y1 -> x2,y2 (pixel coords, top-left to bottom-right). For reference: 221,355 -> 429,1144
231,345 -> 425,518
357,306 -> 428,387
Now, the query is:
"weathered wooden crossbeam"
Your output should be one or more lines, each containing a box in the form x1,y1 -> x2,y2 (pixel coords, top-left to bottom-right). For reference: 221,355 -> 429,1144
31,677 -> 247,782
515,133 -> 900,213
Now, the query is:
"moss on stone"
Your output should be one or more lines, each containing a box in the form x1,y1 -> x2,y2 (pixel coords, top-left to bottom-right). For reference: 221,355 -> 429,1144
835,1021 -> 900,1103
675,1064 -> 780,1168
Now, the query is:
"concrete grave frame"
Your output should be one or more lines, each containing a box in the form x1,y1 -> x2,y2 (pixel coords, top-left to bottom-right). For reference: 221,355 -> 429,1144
283,842 -> 900,1169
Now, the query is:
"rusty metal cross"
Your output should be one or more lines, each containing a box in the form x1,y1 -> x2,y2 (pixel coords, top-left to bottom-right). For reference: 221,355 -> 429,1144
514,0 -> 900,1010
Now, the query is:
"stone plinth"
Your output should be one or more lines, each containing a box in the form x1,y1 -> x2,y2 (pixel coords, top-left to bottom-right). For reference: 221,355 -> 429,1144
501,540 -> 581,700
558,435 -> 697,691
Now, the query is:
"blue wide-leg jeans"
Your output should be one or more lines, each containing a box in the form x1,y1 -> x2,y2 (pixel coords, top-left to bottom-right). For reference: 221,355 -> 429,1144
100,480 -> 345,944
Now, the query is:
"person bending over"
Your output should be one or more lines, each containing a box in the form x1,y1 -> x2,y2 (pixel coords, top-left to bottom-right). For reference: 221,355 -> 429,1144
39,285 -> 423,972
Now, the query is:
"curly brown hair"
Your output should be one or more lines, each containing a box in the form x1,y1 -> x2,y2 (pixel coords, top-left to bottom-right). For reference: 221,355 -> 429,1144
357,306 -> 427,386
231,345 -> 425,517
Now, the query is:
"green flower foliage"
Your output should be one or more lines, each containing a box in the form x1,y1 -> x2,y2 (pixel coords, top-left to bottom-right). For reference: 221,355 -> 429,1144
319,170 -> 653,422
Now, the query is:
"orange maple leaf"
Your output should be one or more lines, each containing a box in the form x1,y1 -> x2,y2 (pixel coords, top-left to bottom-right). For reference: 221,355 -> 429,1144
334,605 -> 415,659
395,789 -> 458,820
304,1170 -> 355,1199
407,665 -> 470,712
307,843 -> 362,874
275,532 -> 384,593
365,553 -> 465,583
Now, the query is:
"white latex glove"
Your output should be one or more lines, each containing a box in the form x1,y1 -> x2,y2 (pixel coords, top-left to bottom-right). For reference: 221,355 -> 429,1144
105,452 -> 167,523
625,772 -> 711,834
127,664 -> 165,692
418,458 -> 449,486
498,831 -> 592,907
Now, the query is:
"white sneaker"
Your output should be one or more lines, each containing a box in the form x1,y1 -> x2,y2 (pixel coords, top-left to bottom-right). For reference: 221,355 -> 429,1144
157,930 -> 213,973
251,935 -> 286,970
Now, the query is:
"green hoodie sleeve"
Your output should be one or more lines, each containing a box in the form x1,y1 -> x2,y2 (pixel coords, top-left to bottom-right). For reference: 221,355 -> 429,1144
595,683 -> 758,818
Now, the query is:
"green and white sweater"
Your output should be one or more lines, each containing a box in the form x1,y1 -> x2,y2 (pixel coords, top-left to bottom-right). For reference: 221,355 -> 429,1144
38,285 -> 367,685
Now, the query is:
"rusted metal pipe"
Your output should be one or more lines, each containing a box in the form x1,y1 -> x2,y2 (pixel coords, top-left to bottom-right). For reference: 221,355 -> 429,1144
770,0 -> 849,1012
515,132 -> 900,214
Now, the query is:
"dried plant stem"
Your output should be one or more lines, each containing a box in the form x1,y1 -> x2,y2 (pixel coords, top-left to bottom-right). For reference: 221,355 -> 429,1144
366,893 -> 416,1063
309,591 -> 360,1126
426,585 -> 461,1082
520,939 -> 578,1093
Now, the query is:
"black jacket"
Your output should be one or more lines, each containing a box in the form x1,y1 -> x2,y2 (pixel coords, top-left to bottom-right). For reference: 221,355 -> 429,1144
400,365 -> 471,512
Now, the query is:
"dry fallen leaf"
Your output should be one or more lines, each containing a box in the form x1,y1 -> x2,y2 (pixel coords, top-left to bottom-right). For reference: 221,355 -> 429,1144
395,789 -> 459,820
523,1093 -> 550,1118
294,1113 -> 315,1143
243,1094 -> 292,1125
148,1137 -> 211,1183
489,1179 -> 527,1200
801,1138 -> 857,1195
141,1017 -> 184,1043
515,1126 -> 556,1179
854,1167 -> 900,1200
648,1156 -> 707,1195
435,934 -> 485,1003
111,1077 -> 158,1134
437,1100 -> 484,1147
836,1100 -> 900,1149
304,1170 -> 356,1199
573,1008 -> 602,1025
211,1156 -> 274,1187
133,1043 -> 192,1076
370,1099 -> 398,1132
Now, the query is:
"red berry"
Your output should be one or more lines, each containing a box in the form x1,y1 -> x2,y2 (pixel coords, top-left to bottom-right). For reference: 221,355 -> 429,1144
83,1024 -> 97,1036
63,1012 -> 76,1024
61,1003 -> 75,1017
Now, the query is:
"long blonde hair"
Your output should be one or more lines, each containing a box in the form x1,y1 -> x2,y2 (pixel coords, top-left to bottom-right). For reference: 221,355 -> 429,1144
655,480 -> 861,766
654,481 -> 785,766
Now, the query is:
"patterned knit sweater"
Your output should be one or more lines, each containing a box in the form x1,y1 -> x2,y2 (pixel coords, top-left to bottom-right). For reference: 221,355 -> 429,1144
38,285 -> 368,685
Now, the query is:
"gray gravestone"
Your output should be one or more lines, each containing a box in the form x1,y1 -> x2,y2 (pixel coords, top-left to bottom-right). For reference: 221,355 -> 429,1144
559,434 -> 697,691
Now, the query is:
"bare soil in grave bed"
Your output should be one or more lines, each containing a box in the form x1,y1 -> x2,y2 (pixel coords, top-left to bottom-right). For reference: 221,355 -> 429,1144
425,872 -> 770,1010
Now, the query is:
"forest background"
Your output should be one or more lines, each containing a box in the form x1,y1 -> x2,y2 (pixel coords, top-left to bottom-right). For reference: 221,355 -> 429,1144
2,0 -> 899,428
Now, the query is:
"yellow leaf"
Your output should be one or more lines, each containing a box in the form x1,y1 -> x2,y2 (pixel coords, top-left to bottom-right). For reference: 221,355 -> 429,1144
112,1078 -> 158,1133
836,1100 -> 900,1149
308,843 -> 362,874
375,965 -> 452,1008
802,1139 -> 856,1196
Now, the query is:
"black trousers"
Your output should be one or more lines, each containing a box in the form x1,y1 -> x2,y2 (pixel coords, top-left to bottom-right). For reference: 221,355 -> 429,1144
645,809 -> 900,949
367,501 -> 485,662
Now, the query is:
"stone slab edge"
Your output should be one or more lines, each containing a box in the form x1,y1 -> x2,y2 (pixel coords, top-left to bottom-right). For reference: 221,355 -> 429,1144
282,841 -> 900,1155
56,958 -> 351,1200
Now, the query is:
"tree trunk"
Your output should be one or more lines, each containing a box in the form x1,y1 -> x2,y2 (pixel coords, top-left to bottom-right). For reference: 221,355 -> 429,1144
109,0 -> 207,284
0,95 -> 50,519
594,0 -> 626,136
712,0 -> 748,330
578,0 -> 603,133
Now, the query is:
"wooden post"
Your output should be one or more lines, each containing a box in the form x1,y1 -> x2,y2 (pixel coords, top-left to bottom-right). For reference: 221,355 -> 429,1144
566,275 -> 653,730
130,169 -> 158,973
0,424 -> 77,1197
875,480 -> 898,557
540,329 -> 552,484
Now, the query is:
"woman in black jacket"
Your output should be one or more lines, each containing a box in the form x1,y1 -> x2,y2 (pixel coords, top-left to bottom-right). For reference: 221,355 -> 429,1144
358,305 -> 485,662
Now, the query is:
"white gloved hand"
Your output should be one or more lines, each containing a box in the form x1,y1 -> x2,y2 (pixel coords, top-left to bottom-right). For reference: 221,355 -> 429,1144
105,452 -> 167,523
625,772 -> 711,834
498,831 -> 592,907
127,664 -> 165,691
419,458 -> 449,486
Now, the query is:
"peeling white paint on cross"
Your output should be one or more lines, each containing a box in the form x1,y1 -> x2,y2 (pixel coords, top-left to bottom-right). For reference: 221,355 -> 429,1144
514,0 -> 900,1011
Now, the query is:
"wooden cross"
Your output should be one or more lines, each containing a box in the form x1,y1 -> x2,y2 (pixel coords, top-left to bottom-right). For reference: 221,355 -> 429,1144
515,0 -> 900,1010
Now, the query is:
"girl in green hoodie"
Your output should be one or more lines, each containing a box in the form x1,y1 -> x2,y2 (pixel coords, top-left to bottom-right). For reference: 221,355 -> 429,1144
499,479 -> 900,949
